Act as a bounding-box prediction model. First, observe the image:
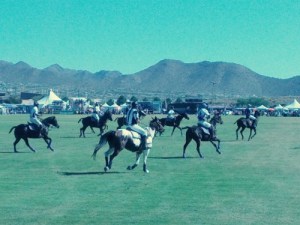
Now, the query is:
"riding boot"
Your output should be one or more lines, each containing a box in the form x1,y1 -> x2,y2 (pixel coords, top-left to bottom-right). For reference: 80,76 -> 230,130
140,135 -> 147,151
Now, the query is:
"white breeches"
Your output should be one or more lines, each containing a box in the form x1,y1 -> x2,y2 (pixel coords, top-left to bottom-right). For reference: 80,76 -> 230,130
127,124 -> 147,136
198,120 -> 212,128
30,117 -> 43,127
92,113 -> 99,121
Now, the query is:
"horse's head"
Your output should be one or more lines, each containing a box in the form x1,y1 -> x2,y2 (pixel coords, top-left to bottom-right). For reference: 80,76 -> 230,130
43,116 -> 60,128
177,112 -> 189,120
104,110 -> 113,121
254,110 -> 260,118
149,117 -> 164,134
210,112 -> 223,126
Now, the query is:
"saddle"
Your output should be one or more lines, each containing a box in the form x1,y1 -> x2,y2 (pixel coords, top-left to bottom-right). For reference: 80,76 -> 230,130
116,128 -> 152,149
197,125 -> 215,139
27,123 -> 47,137
28,122 -> 40,131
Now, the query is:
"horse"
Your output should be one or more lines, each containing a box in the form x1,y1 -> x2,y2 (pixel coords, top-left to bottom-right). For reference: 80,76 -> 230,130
9,116 -> 60,153
158,112 -> 190,136
235,110 -> 260,141
92,117 -> 164,173
114,116 -> 126,129
78,110 -> 113,137
182,113 -> 223,158
114,110 -> 146,129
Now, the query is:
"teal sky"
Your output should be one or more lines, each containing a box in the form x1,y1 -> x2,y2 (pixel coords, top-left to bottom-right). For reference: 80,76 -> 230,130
1,0 -> 300,78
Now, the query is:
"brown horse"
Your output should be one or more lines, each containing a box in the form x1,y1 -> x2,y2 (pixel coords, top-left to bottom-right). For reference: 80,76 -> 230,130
9,116 -> 60,153
78,110 -> 113,137
158,112 -> 190,136
182,113 -> 223,158
92,117 -> 164,173
235,110 -> 260,141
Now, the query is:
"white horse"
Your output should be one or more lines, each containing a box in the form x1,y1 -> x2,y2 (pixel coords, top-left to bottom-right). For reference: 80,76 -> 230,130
92,117 -> 164,173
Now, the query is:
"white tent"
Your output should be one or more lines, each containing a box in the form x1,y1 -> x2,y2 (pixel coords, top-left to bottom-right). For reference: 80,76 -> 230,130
285,99 -> 300,109
275,104 -> 284,110
257,105 -> 269,110
38,89 -> 62,107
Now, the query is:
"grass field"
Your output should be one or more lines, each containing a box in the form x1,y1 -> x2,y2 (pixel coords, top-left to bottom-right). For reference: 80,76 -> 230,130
0,114 -> 299,225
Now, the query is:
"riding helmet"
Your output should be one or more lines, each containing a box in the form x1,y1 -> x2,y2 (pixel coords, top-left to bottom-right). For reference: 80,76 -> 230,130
131,101 -> 138,108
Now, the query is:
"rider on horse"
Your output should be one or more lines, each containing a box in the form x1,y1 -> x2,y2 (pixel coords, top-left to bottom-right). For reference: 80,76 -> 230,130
245,104 -> 257,127
197,103 -> 215,140
126,101 -> 147,151
166,106 -> 176,124
29,101 -> 45,135
92,103 -> 100,125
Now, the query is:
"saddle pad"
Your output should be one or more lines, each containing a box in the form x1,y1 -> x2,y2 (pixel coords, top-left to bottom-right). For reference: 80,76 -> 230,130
201,127 -> 210,135
116,129 -> 153,148
116,129 -> 141,147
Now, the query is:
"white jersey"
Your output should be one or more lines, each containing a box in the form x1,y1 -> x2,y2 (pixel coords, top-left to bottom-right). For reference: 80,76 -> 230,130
197,108 -> 210,121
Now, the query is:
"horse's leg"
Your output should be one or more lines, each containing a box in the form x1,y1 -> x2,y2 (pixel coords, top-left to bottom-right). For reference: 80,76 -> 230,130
97,127 -> 103,136
90,126 -> 95,133
79,124 -> 88,138
183,135 -> 192,158
79,127 -> 84,138
104,148 -> 114,172
13,137 -> 21,153
251,128 -> 257,139
210,138 -> 221,154
195,138 -> 203,158
240,127 -> 245,140
127,152 -> 142,171
142,148 -> 151,173
43,136 -> 54,151
247,128 -> 252,141
171,126 -> 177,136
106,149 -> 122,172
236,127 -> 240,140
23,138 -> 36,152
178,127 -> 183,136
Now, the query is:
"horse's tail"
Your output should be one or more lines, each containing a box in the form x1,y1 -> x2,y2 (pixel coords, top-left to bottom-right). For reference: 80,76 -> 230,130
78,118 -> 83,123
92,130 -> 115,160
234,119 -> 239,124
9,126 -> 16,134
181,126 -> 190,130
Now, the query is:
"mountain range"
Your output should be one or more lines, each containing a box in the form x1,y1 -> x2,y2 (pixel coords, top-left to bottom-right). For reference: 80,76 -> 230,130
0,59 -> 300,98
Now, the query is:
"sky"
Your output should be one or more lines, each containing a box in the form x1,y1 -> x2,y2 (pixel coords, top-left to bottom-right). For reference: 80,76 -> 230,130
1,0 -> 300,79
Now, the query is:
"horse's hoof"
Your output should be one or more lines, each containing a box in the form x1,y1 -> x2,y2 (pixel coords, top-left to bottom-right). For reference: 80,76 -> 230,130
104,166 -> 109,172
144,169 -> 149,173
127,166 -> 132,170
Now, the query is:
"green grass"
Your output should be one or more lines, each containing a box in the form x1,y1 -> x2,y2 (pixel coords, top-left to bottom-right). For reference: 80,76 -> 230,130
0,114 -> 299,225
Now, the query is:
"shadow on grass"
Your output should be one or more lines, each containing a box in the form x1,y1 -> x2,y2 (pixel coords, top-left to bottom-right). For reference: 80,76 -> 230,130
57,171 -> 127,176
148,156 -> 195,159
0,151 -> 30,154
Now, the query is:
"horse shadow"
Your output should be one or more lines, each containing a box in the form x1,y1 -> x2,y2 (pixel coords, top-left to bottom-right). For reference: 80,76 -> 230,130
148,156 -> 196,159
0,151 -> 30,154
57,171 -> 127,176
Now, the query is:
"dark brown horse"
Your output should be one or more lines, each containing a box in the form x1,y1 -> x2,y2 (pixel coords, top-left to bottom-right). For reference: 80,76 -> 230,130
182,113 -> 223,158
78,110 -> 113,137
92,117 -> 164,173
9,116 -> 60,153
235,110 -> 260,141
158,112 -> 190,136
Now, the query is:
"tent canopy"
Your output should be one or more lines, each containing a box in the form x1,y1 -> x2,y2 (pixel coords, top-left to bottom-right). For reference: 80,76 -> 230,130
257,105 -> 269,110
38,89 -> 62,107
285,99 -> 300,109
